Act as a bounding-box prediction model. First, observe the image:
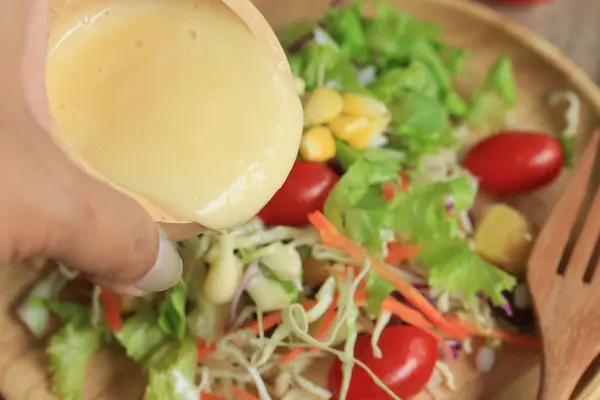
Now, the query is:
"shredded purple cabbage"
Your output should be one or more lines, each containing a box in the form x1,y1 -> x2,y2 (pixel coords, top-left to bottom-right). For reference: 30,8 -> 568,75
499,293 -> 514,317
227,260 -> 260,327
445,340 -> 463,359
444,195 -> 456,215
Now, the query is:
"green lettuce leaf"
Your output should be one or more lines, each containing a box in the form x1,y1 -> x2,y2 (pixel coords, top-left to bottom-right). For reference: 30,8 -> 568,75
325,1 -> 441,67
116,311 -> 168,363
324,153 -> 404,314
334,140 -> 405,173
288,31 -> 360,92
158,281 -> 187,340
419,237 -> 516,306
369,62 -> 437,103
324,154 -> 402,246
365,270 -> 395,316
444,91 -> 469,118
387,175 -> 516,305
323,1 -> 370,64
17,271 -> 68,338
436,42 -> 469,76
468,55 -> 517,125
144,340 -> 199,400
48,322 -> 104,400
388,175 -> 475,241
321,0 -> 458,99
277,20 -> 318,49
28,298 -> 89,325
391,92 -> 448,134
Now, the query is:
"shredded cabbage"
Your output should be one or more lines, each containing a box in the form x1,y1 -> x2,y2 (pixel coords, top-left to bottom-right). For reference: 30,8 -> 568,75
371,310 -> 392,359
550,90 -> 581,167
17,270 -> 68,338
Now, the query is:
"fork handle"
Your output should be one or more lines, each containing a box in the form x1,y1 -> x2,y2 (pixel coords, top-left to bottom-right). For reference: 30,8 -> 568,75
538,368 -> 578,400
538,351 -> 593,400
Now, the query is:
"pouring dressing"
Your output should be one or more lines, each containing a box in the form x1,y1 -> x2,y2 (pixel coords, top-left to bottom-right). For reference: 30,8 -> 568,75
46,0 -> 303,236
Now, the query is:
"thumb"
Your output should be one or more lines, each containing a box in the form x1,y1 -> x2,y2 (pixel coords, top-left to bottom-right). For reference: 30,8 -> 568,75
53,170 -> 183,295
17,0 -> 182,294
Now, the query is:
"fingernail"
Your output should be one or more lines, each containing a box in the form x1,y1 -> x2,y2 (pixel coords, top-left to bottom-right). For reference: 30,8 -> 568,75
133,232 -> 182,292
100,283 -> 146,297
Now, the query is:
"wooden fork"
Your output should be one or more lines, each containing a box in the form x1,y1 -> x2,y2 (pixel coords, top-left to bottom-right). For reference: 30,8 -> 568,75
527,130 -> 600,400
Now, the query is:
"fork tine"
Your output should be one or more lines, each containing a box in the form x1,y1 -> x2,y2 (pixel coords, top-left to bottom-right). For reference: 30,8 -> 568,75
566,186 -> 600,280
528,131 -> 600,282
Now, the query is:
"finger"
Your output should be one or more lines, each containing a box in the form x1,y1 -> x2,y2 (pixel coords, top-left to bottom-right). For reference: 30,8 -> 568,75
52,169 -> 183,294
22,0 -> 50,131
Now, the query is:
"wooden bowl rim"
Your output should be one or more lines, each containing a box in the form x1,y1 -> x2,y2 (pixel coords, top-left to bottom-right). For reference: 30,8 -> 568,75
5,1 -> 600,399
417,0 -> 600,112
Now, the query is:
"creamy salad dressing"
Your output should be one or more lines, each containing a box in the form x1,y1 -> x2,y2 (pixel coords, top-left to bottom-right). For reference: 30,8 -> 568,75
46,0 -> 303,230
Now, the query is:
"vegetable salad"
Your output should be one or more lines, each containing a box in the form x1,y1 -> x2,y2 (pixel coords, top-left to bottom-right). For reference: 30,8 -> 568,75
19,1 -> 580,399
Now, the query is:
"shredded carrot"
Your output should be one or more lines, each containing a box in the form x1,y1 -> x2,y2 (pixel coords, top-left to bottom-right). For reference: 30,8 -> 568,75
399,171 -> 410,191
381,297 -> 434,331
280,348 -> 305,366
353,290 -> 367,306
197,341 -> 216,362
383,172 -> 410,202
243,300 -> 317,335
324,266 -> 366,288
382,183 -> 396,202
448,317 -> 540,349
227,387 -> 260,400
244,311 -> 282,334
99,288 -> 123,332
309,308 -> 337,355
385,242 -> 421,265
381,296 -> 453,359
308,211 -> 466,340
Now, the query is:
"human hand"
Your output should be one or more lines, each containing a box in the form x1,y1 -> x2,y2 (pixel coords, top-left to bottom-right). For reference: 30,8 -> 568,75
0,0 -> 182,295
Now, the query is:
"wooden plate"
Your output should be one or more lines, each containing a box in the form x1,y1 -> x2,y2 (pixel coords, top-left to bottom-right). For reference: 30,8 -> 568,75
2,0 -> 600,399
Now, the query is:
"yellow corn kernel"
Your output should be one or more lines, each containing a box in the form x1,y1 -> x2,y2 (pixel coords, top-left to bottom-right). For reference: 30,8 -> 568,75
474,204 -> 535,277
329,114 -> 372,141
300,126 -> 336,162
342,93 -> 390,118
303,87 -> 343,127
347,128 -> 374,149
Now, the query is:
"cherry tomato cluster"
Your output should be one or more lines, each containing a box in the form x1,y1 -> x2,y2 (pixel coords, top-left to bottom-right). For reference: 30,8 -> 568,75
257,130 -> 564,398
258,162 -> 439,398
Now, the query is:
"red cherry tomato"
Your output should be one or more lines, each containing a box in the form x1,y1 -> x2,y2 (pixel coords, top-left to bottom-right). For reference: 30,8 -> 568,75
258,161 -> 339,226
462,131 -> 564,196
328,325 -> 438,400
